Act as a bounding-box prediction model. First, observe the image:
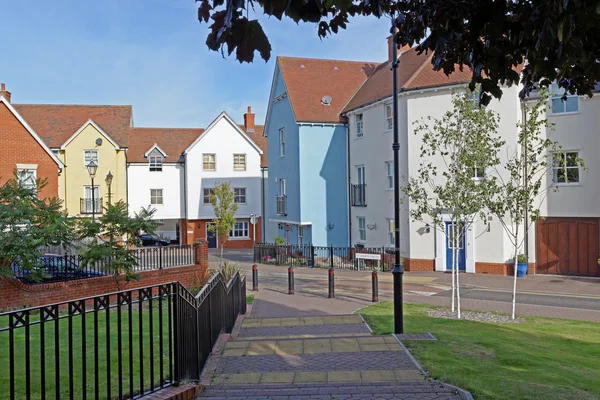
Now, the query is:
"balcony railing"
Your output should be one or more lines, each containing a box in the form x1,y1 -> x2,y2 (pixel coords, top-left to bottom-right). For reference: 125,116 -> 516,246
276,195 -> 287,216
351,184 -> 367,207
80,197 -> 103,215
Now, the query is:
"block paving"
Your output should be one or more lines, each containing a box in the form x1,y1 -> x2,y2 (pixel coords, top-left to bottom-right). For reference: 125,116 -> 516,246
197,314 -> 468,399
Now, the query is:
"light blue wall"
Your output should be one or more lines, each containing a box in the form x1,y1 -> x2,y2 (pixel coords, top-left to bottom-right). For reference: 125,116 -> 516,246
266,67 -> 301,229
299,125 -> 349,247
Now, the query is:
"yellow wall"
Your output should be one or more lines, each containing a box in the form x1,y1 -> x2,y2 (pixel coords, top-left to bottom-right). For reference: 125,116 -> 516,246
58,123 -> 127,216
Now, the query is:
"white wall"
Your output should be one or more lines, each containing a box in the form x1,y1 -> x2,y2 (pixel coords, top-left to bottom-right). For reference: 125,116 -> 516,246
186,116 -> 262,220
128,163 -> 185,219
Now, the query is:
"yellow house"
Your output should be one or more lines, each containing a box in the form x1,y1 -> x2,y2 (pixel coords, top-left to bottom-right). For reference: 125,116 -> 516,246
14,104 -> 132,217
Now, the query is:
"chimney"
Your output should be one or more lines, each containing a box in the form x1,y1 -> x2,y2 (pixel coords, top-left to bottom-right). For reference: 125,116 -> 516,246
0,83 -> 11,102
387,35 -> 411,63
244,106 -> 255,133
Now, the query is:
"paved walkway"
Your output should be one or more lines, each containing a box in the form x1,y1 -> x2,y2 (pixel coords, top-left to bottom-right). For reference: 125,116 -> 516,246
197,293 -> 470,400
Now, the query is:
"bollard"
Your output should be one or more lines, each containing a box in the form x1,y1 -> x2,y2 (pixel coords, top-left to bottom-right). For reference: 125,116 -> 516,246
372,270 -> 379,302
288,266 -> 294,295
328,268 -> 335,298
252,264 -> 259,291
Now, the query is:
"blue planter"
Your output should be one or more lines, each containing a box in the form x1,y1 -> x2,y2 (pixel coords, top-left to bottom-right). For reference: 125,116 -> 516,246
516,263 -> 528,277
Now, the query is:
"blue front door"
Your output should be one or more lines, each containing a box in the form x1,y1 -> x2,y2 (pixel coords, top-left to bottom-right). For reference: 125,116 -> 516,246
207,223 -> 217,249
445,222 -> 466,271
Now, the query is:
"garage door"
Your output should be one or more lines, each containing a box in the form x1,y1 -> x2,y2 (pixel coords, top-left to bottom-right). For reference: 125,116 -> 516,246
536,218 -> 600,276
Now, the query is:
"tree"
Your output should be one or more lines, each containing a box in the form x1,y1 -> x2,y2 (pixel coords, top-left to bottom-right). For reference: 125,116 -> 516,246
197,0 -> 600,104
403,88 -> 505,318
208,181 -> 239,266
78,200 -> 158,281
487,90 -> 577,320
0,171 -> 77,282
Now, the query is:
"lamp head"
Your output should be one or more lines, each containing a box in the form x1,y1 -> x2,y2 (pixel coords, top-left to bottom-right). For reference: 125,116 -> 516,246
86,160 -> 98,178
105,170 -> 113,185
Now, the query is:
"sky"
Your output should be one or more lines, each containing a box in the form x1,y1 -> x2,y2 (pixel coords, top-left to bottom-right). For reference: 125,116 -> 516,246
2,1 -> 390,128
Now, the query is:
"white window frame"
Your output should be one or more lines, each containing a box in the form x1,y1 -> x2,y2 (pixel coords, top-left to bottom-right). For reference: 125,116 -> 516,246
279,128 -> 285,157
233,154 -> 247,171
552,151 -> 581,185
298,226 -> 304,246
17,168 -> 37,191
83,185 -> 100,213
356,165 -> 366,185
203,154 -> 216,171
472,165 -> 485,181
84,150 -> 98,167
279,179 -> 286,196
385,161 -> 394,189
150,189 -> 163,205
358,217 -> 366,242
356,113 -> 364,138
385,103 -> 393,131
550,83 -> 579,115
387,218 -> 394,247
149,155 -> 163,172
229,221 -> 249,239
234,187 -> 247,204
203,188 -> 214,204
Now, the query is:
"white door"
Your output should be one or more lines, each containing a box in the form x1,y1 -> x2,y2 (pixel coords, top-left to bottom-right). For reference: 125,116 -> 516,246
83,186 -> 100,213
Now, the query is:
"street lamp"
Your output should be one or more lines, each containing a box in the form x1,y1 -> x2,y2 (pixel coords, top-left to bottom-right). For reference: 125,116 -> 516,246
86,160 -> 98,222
390,18 -> 404,334
105,171 -> 113,206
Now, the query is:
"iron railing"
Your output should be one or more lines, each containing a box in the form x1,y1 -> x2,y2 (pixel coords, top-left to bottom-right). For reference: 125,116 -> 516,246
276,195 -> 287,216
132,244 -> 195,272
253,243 -> 394,271
351,184 -> 367,207
80,197 -> 103,214
0,272 -> 246,400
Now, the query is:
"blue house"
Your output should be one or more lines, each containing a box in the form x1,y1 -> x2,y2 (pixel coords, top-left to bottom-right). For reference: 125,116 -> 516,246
263,57 -> 374,247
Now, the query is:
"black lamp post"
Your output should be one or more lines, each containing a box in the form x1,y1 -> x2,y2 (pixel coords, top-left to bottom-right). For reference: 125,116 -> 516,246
391,19 -> 404,334
105,171 -> 113,206
86,160 -> 98,222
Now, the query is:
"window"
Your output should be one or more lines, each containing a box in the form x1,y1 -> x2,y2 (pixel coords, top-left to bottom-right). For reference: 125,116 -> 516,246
385,162 -> 394,189
233,154 -> 246,171
356,114 -> 364,138
550,83 -> 579,114
150,189 -> 163,205
84,150 -> 98,167
17,169 -> 36,191
358,217 -> 366,242
387,219 -> 394,246
229,221 -> 249,238
298,226 -> 304,246
203,188 -> 214,204
279,179 -> 286,196
149,155 -> 163,171
279,128 -> 285,157
234,187 -> 247,203
357,166 -> 366,185
552,151 -> 580,184
203,154 -> 216,170
385,103 -> 393,130
472,165 -> 485,180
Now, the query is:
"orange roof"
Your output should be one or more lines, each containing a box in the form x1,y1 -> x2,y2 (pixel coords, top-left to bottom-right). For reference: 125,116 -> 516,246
13,104 -> 132,148
239,125 -> 268,168
128,128 -> 204,163
277,56 -> 378,123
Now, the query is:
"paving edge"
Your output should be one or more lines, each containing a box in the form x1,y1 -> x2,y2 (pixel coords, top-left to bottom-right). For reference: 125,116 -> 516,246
140,384 -> 203,400
199,332 -> 231,386
357,313 -> 374,334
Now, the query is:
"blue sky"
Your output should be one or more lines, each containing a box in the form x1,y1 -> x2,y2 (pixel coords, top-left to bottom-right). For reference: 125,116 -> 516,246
2,1 -> 390,128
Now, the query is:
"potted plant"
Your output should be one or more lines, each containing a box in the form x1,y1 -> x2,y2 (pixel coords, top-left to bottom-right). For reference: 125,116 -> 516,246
516,253 -> 528,277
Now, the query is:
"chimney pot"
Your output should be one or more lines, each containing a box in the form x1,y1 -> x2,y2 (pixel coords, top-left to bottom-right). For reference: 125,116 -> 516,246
244,106 -> 256,133
0,83 -> 11,102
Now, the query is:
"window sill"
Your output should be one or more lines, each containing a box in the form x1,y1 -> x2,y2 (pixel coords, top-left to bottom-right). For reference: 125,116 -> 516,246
385,188 -> 393,191
384,128 -> 393,133
355,135 -> 364,140
203,169 -> 216,172
228,237 -> 250,241
549,111 -> 581,117
552,182 -> 582,187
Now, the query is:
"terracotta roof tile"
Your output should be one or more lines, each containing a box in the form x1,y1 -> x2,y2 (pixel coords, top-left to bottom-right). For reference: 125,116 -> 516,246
239,125 -> 268,168
13,104 -> 132,148
128,128 -> 204,163
277,56 -> 377,123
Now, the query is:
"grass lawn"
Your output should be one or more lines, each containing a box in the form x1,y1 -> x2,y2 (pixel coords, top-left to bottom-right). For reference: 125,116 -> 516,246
246,294 -> 256,304
358,302 -> 600,400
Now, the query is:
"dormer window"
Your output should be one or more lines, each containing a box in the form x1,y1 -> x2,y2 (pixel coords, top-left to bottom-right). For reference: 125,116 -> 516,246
149,155 -> 163,171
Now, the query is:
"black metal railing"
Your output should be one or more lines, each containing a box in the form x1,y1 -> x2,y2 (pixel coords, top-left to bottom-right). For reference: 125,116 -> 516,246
276,195 -> 287,216
351,184 -> 367,207
0,272 -> 246,400
253,243 -> 393,271
80,197 -> 103,214
132,244 -> 196,272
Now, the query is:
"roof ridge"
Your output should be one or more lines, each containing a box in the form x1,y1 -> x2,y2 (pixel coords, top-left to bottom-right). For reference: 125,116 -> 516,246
401,51 -> 434,89
277,55 -> 378,64
13,103 -> 132,108
340,61 -> 388,115
131,127 -> 204,130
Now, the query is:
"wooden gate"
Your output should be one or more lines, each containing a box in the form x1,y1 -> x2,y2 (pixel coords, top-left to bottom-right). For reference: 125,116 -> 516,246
536,218 -> 600,276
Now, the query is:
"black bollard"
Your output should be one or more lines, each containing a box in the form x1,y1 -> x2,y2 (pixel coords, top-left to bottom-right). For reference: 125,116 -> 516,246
328,268 -> 335,298
252,264 -> 259,291
288,266 -> 294,295
372,270 -> 379,302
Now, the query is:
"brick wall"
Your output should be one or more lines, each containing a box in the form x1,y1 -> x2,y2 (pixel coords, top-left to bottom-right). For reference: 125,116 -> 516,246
0,240 -> 209,311
187,218 -> 262,249
476,262 -> 535,276
403,258 -> 435,272
0,103 -> 59,199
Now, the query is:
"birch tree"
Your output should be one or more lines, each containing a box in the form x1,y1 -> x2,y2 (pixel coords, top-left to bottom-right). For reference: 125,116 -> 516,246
208,181 -> 239,266
404,88 -> 505,318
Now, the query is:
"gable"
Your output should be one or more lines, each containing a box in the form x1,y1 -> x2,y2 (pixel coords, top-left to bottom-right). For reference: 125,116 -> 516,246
147,147 -> 165,158
61,120 -> 121,150
128,128 -> 203,163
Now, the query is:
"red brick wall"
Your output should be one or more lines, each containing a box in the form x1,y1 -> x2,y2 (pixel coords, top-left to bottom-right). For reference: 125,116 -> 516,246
186,218 -> 262,249
0,103 -> 59,199
403,258 -> 435,271
0,241 -> 209,311
476,262 -> 535,276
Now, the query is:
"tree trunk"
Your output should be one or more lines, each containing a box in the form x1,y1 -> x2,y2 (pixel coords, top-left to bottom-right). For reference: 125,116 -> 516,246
455,222 -> 461,319
511,226 -> 520,320
451,220 -> 456,313
220,242 -> 224,267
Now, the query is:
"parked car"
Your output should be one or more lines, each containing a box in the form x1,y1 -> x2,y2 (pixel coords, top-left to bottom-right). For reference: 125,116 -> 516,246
11,254 -> 105,283
138,234 -> 170,247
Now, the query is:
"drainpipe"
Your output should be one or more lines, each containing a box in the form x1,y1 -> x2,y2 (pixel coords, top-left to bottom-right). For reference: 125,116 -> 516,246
182,153 -> 188,245
261,167 -> 267,241
346,120 -> 352,247
124,149 -> 129,208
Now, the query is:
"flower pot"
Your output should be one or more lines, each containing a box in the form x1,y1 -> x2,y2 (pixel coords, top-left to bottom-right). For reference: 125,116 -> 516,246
516,262 -> 528,277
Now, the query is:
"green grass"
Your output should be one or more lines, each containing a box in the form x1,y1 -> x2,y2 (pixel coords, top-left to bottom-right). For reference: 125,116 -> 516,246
358,302 -> 600,400
246,294 -> 256,305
